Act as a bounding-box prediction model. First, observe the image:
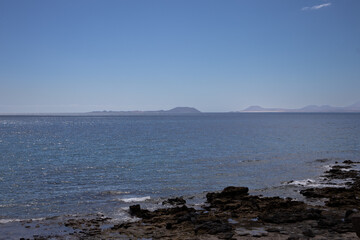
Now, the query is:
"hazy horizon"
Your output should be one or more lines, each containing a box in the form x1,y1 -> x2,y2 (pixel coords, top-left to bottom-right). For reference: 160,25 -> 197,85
1,101 -> 360,114
1,0 -> 360,113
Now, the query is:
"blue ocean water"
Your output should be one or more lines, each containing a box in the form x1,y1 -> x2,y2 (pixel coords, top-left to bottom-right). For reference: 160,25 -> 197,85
0,113 -> 360,221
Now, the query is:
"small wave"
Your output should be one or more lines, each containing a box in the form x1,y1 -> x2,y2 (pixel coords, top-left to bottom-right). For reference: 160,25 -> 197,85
111,209 -> 141,223
285,179 -> 346,188
118,196 -> 151,203
323,164 -> 332,171
100,190 -> 130,196
0,217 -> 45,224
0,219 -> 22,224
323,164 -> 353,172
286,179 -> 316,187
0,204 -> 16,208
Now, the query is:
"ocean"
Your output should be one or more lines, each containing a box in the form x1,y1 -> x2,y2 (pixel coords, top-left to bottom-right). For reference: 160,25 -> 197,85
1,113 -> 360,222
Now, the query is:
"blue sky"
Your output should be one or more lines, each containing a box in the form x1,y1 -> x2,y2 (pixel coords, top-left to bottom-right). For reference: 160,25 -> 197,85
0,0 -> 359,113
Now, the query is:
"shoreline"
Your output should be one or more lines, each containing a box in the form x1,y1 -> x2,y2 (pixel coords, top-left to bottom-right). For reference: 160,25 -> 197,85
1,160 -> 360,239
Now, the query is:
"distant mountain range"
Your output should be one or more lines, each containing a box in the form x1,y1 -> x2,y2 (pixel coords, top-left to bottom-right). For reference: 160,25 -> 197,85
2,103 -> 360,115
88,107 -> 202,115
242,101 -> 360,113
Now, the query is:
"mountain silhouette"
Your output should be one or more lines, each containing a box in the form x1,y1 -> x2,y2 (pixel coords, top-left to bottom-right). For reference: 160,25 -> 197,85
243,102 -> 360,112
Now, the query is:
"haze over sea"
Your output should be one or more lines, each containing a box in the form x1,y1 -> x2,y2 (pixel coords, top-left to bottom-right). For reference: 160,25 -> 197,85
1,113 -> 360,221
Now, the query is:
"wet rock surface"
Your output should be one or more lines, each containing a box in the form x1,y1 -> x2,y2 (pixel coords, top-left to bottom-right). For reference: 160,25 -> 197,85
162,196 -> 186,205
11,161 -> 360,239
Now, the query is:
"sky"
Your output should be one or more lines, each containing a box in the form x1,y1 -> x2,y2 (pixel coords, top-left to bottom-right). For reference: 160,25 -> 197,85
0,0 -> 359,113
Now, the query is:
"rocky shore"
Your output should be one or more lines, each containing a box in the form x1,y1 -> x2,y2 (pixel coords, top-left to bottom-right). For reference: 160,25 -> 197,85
7,160 -> 360,240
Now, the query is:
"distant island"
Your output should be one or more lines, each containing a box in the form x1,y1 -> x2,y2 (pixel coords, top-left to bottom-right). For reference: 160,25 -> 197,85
242,101 -> 360,113
88,107 -> 202,115
2,102 -> 360,115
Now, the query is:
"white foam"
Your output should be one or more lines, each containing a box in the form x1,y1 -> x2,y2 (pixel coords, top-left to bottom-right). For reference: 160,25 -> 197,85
337,167 -> 352,172
0,204 -> 16,208
323,165 -> 333,171
110,208 -> 141,223
118,196 -> 151,203
286,178 -> 347,188
324,164 -> 353,172
0,217 -> 45,224
287,179 -> 316,186
101,190 -> 130,196
0,219 -> 22,224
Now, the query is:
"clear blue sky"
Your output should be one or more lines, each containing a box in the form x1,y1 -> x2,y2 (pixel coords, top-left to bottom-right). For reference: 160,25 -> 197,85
0,0 -> 359,113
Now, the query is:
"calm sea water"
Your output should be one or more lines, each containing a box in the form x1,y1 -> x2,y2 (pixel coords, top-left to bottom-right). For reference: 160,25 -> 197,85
1,113 -> 360,221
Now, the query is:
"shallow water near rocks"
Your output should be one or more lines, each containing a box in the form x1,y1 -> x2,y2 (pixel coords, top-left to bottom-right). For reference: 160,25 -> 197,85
1,113 -> 360,223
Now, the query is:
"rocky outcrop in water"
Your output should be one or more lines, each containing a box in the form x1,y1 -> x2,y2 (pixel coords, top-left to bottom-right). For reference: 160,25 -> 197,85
15,160 -> 360,239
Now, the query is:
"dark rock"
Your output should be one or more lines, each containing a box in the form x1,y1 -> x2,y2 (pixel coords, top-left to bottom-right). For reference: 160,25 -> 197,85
176,212 -> 195,223
162,197 -> 186,205
217,232 -> 234,239
343,160 -> 355,164
345,210 -> 355,223
266,227 -> 281,232
129,204 -> 151,219
324,168 -> 358,179
351,178 -> 360,190
221,186 -> 249,196
302,228 -> 315,237
157,205 -> 194,216
352,216 -> 360,237
260,208 -> 321,224
287,235 -> 300,240
207,186 -> 249,203
195,220 -> 233,235
333,223 -> 354,233
111,223 -> 131,230
332,164 -> 351,169
300,188 -> 325,198
326,195 -> 360,208
317,217 -> 340,228
166,223 -> 172,229
300,187 -> 349,199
